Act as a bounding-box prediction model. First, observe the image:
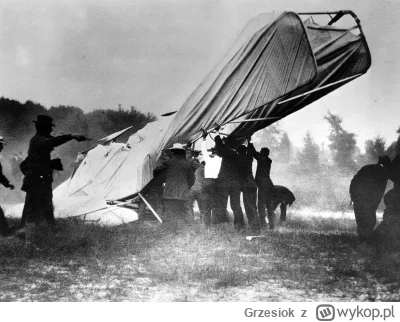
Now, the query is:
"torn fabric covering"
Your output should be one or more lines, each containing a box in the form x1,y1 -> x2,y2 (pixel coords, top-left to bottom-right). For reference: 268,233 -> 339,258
6,10 -> 372,224
230,18 -> 371,137
159,11 -> 318,148
56,10 -> 371,201
54,117 -> 174,201
5,117 -> 174,225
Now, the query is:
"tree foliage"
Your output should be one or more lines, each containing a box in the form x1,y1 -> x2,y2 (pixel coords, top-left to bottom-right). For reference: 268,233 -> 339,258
383,127 -> 400,160
297,131 -> 320,171
252,123 -> 283,152
277,132 -> 292,163
364,136 -> 386,164
394,126 -> 400,156
0,96 -> 156,185
252,122 -> 294,161
324,111 -> 357,172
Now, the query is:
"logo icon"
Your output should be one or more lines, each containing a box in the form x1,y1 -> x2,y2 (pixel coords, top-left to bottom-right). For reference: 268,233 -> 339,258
316,305 -> 335,321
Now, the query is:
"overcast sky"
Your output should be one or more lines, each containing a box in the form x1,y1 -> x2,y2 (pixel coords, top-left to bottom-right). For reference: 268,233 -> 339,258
1,0 -> 400,151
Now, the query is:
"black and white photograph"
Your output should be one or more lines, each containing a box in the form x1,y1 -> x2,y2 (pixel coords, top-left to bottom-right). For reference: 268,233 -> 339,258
1,0 -> 400,310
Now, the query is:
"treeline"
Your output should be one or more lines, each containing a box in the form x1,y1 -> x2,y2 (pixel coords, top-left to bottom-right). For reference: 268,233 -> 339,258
0,97 -> 156,186
254,110 -> 400,173
253,110 -> 400,210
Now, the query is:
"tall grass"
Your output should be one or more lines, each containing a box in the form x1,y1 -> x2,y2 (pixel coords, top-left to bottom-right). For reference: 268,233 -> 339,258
1,213 -> 399,301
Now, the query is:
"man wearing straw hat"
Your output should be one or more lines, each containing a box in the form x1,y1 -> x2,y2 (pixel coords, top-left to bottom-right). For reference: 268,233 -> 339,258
20,115 -> 87,254
153,143 -> 195,226
0,136 -> 16,237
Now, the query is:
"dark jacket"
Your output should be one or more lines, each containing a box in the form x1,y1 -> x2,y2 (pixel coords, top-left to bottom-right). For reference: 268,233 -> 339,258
21,133 -> 73,192
349,164 -> 389,207
272,185 -> 296,209
250,144 -> 273,187
239,143 -> 257,189
214,135 -> 243,184
153,156 -> 195,200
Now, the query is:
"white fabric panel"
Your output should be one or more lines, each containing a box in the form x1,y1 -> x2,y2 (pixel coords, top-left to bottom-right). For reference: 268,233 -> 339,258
49,117 -> 173,222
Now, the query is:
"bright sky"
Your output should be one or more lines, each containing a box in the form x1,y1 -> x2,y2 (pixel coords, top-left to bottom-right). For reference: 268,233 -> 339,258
1,0 -> 400,151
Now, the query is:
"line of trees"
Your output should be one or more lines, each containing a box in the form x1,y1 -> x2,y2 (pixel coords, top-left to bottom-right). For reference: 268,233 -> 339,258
0,97 -> 156,185
2,95 -> 399,182
253,111 -> 400,210
253,110 -> 400,174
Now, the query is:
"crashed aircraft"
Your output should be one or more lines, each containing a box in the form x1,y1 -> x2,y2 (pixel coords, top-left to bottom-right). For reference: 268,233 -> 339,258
7,11 -> 371,225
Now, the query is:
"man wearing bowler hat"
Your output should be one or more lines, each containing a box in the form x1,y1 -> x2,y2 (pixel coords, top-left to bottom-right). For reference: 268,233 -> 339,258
153,143 -> 195,226
21,115 -> 87,253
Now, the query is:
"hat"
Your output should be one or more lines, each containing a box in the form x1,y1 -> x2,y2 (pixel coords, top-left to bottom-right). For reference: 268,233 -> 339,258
0,136 -> 5,145
168,143 -> 185,151
33,115 -> 55,127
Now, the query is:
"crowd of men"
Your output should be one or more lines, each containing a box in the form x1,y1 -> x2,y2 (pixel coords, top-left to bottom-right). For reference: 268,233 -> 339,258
1,116 -> 291,256
152,127 -> 294,234
151,127 -> 400,250
2,114 -> 399,256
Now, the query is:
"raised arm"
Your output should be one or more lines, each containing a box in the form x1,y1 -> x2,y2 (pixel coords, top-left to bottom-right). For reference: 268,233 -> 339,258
248,141 -> 260,160
215,135 -> 238,158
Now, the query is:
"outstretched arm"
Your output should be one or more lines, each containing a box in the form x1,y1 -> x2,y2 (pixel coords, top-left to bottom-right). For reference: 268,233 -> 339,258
36,134 -> 87,150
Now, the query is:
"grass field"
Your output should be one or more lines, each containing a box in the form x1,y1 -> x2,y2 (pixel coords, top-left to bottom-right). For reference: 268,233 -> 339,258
1,211 -> 399,302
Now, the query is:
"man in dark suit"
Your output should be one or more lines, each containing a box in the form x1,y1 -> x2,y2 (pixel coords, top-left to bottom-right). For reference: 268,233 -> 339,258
21,115 -> 87,253
237,141 -> 261,233
153,143 -> 195,225
349,155 -> 391,242
250,144 -> 276,229
214,133 -> 246,231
